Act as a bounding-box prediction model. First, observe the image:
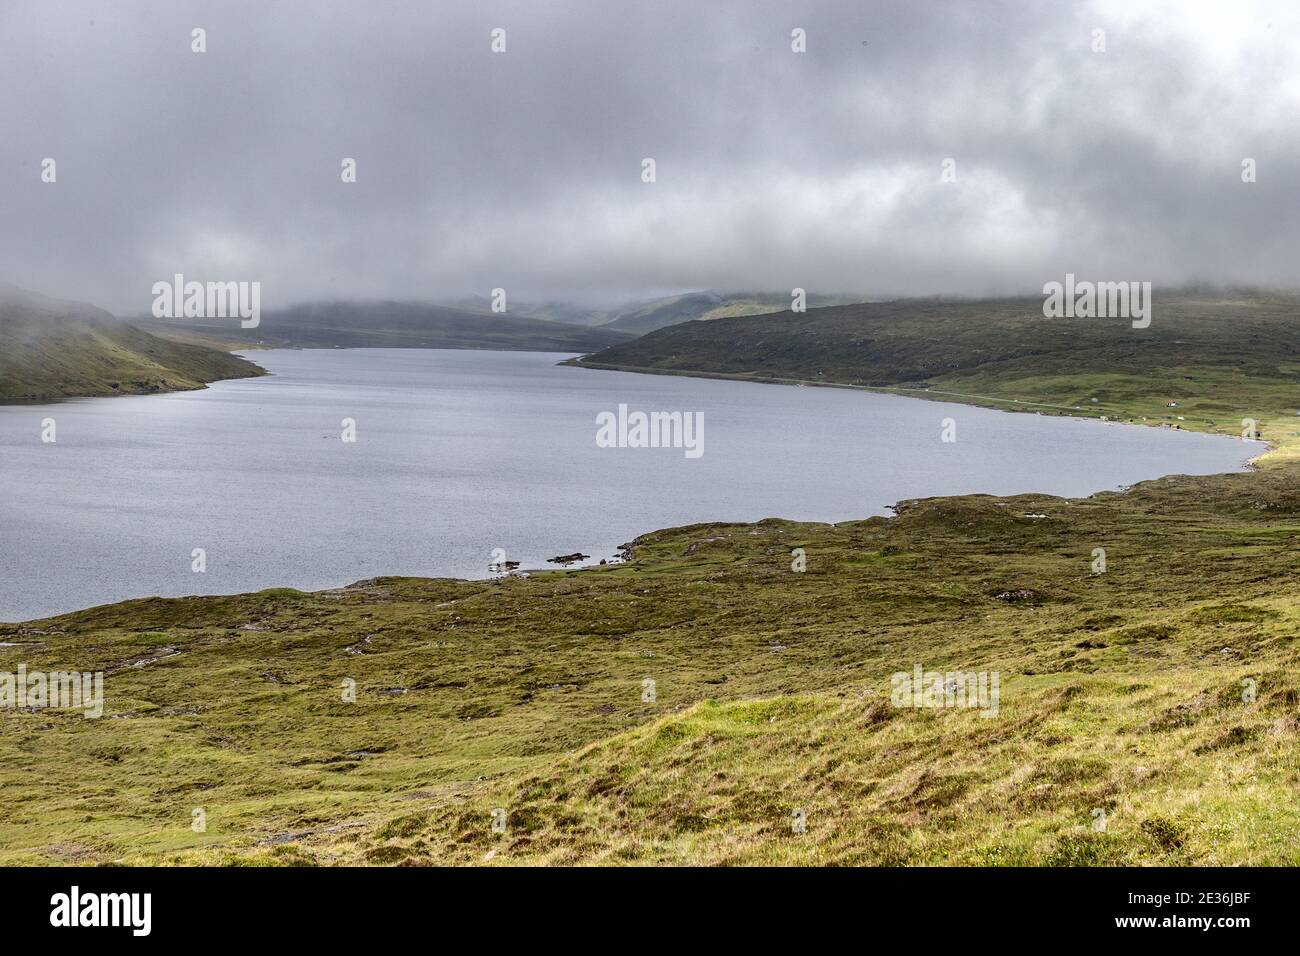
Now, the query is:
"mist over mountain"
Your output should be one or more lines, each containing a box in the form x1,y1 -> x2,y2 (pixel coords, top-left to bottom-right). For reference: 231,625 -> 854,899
134,299 -> 632,351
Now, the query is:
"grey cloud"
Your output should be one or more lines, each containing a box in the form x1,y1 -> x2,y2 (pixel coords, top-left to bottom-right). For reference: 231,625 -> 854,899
2,0 -> 1298,313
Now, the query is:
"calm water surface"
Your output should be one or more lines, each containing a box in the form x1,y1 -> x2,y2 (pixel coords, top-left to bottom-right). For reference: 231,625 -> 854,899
0,348 -> 1253,620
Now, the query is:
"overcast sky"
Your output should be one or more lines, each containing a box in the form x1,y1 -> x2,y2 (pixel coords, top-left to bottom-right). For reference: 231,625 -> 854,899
3,0 -> 1299,313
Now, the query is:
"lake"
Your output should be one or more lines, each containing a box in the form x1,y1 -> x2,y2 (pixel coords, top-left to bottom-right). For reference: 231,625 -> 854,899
0,348 -> 1254,621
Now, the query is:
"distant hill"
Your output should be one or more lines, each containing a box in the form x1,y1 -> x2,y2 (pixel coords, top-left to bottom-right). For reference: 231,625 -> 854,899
138,300 -> 633,352
0,284 -> 264,403
434,290 -> 869,335
441,295 -> 611,327
602,291 -> 863,335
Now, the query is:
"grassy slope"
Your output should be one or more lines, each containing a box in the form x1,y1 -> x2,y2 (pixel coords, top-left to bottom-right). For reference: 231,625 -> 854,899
0,286 -> 265,402
3,291 -> 1298,866
134,300 -> 631,353
2,464 -> 1297,865
578,293 -> 1300,447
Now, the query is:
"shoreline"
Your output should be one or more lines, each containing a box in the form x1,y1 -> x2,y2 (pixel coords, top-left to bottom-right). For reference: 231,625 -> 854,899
2,350 -> 1272,624
0,369 -> 270,406
566,357 -> 1285,468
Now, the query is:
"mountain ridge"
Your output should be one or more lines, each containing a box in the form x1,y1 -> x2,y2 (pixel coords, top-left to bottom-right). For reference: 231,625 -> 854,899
135,299 -> 633,352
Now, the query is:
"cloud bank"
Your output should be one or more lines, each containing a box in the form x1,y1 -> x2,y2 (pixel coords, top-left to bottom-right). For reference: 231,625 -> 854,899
2,0 -> 1298,312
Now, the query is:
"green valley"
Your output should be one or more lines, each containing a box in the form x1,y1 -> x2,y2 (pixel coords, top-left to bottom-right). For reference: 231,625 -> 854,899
3,289 -> 1298,864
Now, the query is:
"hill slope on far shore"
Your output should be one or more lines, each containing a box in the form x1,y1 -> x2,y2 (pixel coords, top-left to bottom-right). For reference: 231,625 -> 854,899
0,284 -> 265,403
576,292 -> 1300,447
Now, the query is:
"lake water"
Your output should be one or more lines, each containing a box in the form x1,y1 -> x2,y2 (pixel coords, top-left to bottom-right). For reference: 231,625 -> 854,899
0,348 -> 1253,621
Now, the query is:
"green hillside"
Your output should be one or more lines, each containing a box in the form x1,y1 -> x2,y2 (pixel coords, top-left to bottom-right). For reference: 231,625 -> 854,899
577,292 -> 1300,446
0,285 -> 265,403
